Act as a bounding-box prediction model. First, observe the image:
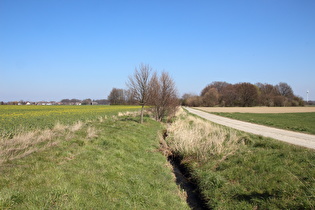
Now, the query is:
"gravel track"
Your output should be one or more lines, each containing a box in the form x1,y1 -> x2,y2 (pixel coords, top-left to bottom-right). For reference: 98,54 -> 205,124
185,107 -> 315,150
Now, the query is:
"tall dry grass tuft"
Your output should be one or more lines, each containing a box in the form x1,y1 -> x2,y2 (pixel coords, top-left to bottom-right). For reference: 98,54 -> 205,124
0,119 -> 101,165
53,122 -> 68,132
167,109 -> 242,160
70,121 -> 84,132
0,129 -> 59,164
86,126 -> 98,139
118,111 -> 140,117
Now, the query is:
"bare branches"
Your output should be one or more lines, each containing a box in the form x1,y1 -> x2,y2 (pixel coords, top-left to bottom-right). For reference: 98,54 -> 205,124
126,63 -> 153,123
149,71 -> 179,121
126,64 -> 178,123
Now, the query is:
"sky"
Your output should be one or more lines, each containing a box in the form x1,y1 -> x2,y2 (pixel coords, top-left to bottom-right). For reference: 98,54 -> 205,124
1,0 -> 314,102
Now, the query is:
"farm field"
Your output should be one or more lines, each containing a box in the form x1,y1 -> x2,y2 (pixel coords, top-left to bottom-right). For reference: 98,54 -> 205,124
196,107 -> 315,135
0,105 -> 141,138
167,109 -> 315,209
196,106 -> 315,113
0,106 -> 189,209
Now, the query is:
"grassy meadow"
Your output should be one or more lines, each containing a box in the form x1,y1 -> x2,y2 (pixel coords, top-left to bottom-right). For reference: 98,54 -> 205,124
0,105 -> 141,138
0,106 -> 189,209
167,108 -> 315,209
213,112 -> 315,134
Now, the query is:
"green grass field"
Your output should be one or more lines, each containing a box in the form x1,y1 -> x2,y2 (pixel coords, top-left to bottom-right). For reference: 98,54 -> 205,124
167,110 -> 315,209
213,112 -> 315,134
0,105 -> 141,138
0,106 -> 189,209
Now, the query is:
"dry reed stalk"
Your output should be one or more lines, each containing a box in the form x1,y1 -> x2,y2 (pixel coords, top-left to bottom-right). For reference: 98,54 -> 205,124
167,110 -> 241,160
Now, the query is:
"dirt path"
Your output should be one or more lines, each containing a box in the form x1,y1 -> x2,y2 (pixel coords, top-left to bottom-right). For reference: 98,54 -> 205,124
185,107 -> 315,150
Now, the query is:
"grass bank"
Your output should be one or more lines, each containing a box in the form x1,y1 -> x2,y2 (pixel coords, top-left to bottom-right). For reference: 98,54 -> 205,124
0,113 -> 189,209
166,109 -> 315,209
213,112 -> 315,135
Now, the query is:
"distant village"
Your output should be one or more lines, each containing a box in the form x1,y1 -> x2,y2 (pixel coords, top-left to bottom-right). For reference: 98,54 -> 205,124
0,99 -> 110,106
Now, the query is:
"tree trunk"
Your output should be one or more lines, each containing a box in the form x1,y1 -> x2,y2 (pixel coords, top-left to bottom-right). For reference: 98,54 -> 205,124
140,104 -> 144,124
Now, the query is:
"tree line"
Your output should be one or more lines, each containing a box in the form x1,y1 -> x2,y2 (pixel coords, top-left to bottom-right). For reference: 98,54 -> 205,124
182,81 -> 304,107
108,63 -> 178,123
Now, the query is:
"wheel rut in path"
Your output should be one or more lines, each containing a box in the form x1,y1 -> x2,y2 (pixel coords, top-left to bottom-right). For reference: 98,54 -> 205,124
185,107 -> 315,150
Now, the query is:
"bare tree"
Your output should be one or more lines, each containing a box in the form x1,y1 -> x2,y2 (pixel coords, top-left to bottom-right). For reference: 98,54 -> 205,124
201,81 -> 230,96
220,84 -> 237,106
235,82 -> 258,107
276,82 -> 294,98
108,88 -> 126,105
202,87 -> 219,107
126,63 -> 152,123
149,72 -> 178,121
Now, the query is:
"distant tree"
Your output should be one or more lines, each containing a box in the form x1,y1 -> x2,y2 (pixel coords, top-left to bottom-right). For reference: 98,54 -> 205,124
273,95 -> 286,106
70,99 -> 81,105
125,89 -> 137,105
256,83 -> 278,106
220,84 -> 238,106
148,72 -> 178,121
126,63 -> 152,123
201,81 -> 230,96
108,88 -> 126,105
200,81 -> 301,107
276,82 -> 294,98
61,99 -> 71,105
235,82 -> 259,107
82,98 -> 92,105
181,93 -> 195,106
202,87 -> 219,107
94,99 -> 110,105
186,95 -> 203,107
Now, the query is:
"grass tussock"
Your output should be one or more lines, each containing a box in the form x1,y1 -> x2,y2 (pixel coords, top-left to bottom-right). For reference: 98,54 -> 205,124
167,113 -> 242,160
0,129 -> 58,164
118,111 -> 140,117
86,126 -> 98,139
0,120 -> 99,165
69,121 -> 84,132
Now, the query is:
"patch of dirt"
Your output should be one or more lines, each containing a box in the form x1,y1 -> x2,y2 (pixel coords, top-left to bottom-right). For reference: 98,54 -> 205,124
196,107 -> 315,113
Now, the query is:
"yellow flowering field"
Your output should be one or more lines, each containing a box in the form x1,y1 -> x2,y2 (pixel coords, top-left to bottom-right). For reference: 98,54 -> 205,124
0,105 -> 141,138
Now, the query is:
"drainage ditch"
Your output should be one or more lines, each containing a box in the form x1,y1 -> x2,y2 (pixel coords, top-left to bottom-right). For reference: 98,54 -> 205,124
167,155 -> 210,210
161,130 -> 209,209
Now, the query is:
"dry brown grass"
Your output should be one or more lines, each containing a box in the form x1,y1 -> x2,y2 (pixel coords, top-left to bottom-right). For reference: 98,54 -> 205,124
0,129 -> 59,164
118,111 -> 140,117
86,126 -> 98,139
167,108 -> 243,160
70,121 -> 84,132
196,106 -> 315,113
0,120 -> 100,165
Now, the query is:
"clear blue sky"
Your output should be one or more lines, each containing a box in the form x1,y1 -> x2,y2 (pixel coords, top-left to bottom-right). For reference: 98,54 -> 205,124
1,0 -> 314,101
